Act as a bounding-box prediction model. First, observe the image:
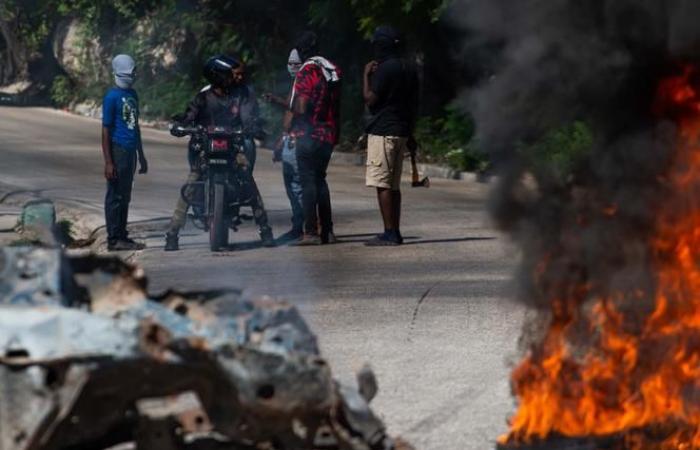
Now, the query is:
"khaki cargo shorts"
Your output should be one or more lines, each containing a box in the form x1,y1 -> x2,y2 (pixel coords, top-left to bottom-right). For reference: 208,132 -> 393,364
365,134 -> 407,190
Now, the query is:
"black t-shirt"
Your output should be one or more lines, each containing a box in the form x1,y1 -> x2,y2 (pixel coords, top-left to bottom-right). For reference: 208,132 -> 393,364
367,57 -> 419,137
182,85 -> 261,131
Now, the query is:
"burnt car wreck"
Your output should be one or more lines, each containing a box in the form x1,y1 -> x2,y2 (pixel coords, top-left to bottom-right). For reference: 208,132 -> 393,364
0,246 -> 400,450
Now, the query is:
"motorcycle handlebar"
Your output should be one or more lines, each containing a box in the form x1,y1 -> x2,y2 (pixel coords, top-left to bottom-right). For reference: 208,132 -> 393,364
169,123 -> 251,138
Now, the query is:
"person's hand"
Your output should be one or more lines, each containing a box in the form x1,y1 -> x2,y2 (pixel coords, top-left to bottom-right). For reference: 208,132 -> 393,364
364,61 -> 378,77
170,124 -> 187,137
138,156 -> 148,174
272,137 -> 284,162
273,147 -> 282,163
104,162 -> 116,180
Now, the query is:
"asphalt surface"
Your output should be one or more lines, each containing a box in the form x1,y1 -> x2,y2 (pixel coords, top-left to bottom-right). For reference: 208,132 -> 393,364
0,106 -> 525,450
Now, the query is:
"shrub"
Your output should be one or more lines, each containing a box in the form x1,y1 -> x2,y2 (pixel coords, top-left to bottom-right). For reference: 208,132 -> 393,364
523,121 -> 593,184
50,75 -> 73,107
413,105 -> 488,172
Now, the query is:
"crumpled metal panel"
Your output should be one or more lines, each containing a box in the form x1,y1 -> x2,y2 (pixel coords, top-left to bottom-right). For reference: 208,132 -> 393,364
0,308 -> 137,363
0,248 -> 65,307
0,247 -> 398,450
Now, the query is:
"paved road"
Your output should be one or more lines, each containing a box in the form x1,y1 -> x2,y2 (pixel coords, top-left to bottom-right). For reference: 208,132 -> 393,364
0,106 -> 525,450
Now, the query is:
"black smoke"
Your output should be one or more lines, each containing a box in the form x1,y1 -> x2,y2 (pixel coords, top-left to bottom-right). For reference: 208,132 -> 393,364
446,0 -> 700,312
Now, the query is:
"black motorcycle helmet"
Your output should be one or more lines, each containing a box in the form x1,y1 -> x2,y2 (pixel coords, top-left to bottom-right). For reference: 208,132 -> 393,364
371,25 -> 402,61
203,55 -> 240,89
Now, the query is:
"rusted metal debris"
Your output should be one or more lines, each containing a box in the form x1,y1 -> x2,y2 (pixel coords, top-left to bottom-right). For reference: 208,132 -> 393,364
0,246 -> 401,450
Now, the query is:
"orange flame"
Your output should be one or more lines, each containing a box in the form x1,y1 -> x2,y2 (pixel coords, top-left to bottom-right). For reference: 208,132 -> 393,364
501,66 -> 700,448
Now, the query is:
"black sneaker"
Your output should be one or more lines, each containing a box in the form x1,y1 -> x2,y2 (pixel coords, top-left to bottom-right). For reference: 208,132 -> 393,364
365,232 -> 401,247
108,239 -> 146,251
322,231 -> 338,245
260,228 -> 276,248
123,237 -> 146,248
278,229 -> 303,243
164,233 -> 179,251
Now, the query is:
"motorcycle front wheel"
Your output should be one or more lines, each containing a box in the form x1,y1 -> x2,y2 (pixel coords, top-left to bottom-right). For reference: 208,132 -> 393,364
209,182 -> 228,251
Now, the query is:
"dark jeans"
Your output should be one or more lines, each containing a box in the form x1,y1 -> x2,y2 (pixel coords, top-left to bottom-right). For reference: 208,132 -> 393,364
105,145 -> 136,244
282,139 -> 303,232
296,138 -> 333,235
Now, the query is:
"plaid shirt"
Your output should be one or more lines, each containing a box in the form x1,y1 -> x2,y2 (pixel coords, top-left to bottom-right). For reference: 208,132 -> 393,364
291,62 -> 341,145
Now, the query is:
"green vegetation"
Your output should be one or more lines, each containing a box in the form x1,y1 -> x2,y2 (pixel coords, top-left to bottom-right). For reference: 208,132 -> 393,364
522,121 -> 594,184
3,0 -> 597,175
55,218 -> 75,245
50,75 -> 73,107
414,106 -> 488,172
2,0 -> 481,170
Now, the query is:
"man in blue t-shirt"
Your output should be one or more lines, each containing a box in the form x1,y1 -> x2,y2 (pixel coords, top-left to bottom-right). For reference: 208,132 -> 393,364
102,54 -> 148,251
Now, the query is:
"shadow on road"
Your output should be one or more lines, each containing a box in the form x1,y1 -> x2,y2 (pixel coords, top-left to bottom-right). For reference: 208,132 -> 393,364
336,233 -> 378,239
334,233 -> 497,246
403,236 -> 496,245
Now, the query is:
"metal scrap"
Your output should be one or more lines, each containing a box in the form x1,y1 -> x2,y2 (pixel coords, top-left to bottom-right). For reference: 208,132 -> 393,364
0,246 -> 399,450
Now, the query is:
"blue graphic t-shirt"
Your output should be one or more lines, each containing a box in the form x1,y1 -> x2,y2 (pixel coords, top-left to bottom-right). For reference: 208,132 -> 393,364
102,87 -> 140,150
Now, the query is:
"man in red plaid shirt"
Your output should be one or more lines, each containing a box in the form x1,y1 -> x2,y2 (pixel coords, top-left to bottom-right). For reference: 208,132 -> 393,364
284,31 -> 342,245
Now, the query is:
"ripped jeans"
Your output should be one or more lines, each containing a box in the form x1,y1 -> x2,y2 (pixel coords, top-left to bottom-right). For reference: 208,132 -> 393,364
282,137 -> 304,233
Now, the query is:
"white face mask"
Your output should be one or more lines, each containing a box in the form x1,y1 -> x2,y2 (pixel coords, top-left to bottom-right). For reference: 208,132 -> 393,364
287,49 -> 302,78
112,54 -> 136,89
114,73 -> 135,89
287,63 -> 301,78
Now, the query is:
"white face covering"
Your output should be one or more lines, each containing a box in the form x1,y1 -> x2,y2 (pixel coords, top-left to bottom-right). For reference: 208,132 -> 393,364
287,49 -> 302,78
112,54 -> 136,89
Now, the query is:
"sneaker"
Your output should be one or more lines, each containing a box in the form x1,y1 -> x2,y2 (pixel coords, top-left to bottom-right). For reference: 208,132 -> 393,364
290,234 -> 322,246
364,232 -> 400,247
260,228 -> 276,248
164,233 -> 179,251
322,231 -> 338,245
123,237 -> 145,247
108,239 -> 146,251
278,229 -> 303,243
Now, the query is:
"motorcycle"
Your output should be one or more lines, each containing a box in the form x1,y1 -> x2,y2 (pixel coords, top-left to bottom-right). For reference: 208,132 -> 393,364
170,123 -> 258,251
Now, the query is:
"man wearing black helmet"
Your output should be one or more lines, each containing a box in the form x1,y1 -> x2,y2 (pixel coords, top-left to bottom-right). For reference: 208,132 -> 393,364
363,26 -> 420,246
164,55 -> 273,251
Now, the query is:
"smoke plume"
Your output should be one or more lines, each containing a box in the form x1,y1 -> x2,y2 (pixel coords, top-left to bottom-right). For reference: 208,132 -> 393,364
448,0 -> 700,310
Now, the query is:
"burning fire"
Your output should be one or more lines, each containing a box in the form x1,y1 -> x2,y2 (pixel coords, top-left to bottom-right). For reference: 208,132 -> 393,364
501,66 -> 700,448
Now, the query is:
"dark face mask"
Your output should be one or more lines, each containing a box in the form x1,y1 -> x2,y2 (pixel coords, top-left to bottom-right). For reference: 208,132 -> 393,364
372,39 -> 398,62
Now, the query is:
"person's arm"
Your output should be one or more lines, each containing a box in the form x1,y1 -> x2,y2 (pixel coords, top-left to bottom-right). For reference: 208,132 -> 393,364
284,97 -> 308,133
133,93 -> 148,174
363,60 -> 379,107
101,94 -> 116,180
285,66 -> 315,132
263,93 -> 288,109
136,125 -> 148,174
183,92 -> 205,124
102,126 -> 116,180
282,109 -> 294,134
292,96 -> 308,116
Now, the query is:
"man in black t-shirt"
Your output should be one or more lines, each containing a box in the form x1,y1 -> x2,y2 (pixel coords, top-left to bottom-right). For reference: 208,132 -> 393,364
363,25 -> 419,246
